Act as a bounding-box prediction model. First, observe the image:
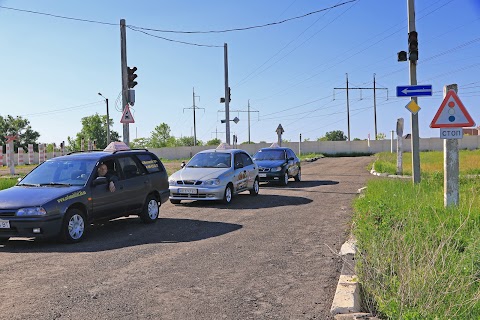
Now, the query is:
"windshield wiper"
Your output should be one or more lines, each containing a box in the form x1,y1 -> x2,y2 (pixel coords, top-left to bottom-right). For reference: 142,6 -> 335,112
39,182 -> 72,187
18,183 -> 40,187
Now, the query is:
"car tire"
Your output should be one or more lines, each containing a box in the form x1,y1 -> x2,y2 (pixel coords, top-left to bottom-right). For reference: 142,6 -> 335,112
294,169 -> 301,182
60,208 -> 86,243
170,199 -> 181,205
0,237 -> 9,244
140,194 -> 159,224
249,178 -> 259,196
280,172 -> 289,186
222,184 -> 233,204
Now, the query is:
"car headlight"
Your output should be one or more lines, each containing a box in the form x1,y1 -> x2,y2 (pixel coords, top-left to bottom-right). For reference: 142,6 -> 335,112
16,207 -> 47,216
271,166 -> 283,172
169,179 -> 176,186
203,179 -> 220,186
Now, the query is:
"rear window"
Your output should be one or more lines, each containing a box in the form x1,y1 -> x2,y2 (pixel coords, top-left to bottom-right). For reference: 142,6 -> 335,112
137,154 -> 164,173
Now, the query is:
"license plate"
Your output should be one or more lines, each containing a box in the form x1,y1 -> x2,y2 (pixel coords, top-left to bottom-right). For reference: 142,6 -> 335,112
259,173 -> 267,178
0,220 -> 10,229
178,188 -> 198,194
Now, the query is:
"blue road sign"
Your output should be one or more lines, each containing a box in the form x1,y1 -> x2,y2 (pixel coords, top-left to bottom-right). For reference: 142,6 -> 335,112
396,85 -> 433,97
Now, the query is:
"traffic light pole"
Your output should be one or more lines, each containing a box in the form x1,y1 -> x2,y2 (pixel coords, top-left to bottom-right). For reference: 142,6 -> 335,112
120,19 -> 130,146
408,0 -> 421,183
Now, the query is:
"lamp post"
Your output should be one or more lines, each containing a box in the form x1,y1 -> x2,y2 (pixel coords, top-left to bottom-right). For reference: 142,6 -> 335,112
98,93 -> 110,145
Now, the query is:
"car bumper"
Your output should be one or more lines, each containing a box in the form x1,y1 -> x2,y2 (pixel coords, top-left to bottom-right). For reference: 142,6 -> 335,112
258,171 -> 284,182
0,215 -> 63,239
169,185 -> 226,201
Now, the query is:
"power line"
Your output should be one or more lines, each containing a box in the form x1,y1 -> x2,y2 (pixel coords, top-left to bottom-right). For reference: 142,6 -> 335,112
127,26 -> 222,48
19,101 -> 104,117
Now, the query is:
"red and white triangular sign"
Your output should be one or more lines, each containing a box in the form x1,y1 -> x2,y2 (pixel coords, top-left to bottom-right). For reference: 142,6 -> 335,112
430,90 -> 475,128
120,105 -> 135,124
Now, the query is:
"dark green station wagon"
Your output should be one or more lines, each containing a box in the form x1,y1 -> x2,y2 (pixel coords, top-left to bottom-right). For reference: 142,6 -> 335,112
0,143 -> 169,243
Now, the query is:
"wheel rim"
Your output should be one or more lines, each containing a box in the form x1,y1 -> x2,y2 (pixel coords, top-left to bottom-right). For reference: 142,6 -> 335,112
147,199 -> 159,219
254,180 -> 259,193
68,214 -> 84,240
225,187 -> 232,202
284,173 -> 289,185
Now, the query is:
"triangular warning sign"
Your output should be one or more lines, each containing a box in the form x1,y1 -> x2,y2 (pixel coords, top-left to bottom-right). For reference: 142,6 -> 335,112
120,105 -> 135,124
430,90 -> 475,128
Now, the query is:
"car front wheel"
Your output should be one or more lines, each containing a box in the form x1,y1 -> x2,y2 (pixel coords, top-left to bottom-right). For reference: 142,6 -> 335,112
140,195 -> 159,223
222,184 -> 233,204
249,178 -> 259,196
280,172 -> 289,186
294,169 -> 301,182
60,208 -> 86,243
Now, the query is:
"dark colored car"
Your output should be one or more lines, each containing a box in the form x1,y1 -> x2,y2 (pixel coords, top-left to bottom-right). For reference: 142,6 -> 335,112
0,145 -> 169,243
253,147 -> 301,186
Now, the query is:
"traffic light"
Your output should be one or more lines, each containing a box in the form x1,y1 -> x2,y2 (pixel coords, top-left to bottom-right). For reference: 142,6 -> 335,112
408,31 -> 418,61
228,87 -> 231,102
127,66 -> 138,88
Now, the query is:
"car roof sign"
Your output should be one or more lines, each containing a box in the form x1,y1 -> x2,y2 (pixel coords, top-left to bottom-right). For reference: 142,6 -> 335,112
104,141 -> 130,152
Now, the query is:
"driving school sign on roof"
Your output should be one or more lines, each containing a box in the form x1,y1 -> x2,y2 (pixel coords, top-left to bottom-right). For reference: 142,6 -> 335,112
430,90 -> 475,128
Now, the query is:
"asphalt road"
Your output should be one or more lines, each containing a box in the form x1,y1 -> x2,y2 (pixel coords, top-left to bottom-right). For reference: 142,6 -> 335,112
0,156 -> 374,320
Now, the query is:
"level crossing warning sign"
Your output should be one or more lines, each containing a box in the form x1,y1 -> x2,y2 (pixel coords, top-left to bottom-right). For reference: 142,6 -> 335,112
430,90 -> 474,128
120,105 -> 135,124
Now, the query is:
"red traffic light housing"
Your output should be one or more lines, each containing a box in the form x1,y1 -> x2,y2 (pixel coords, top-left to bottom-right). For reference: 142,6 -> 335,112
408,31 -> 418,61
127,66 -> 138,88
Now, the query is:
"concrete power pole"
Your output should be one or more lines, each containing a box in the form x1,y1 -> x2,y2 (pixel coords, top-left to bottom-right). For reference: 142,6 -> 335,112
184,88 -> 204,146
120,19 -> 129,146
408,0 -> 421,183
224,43 -> 231,145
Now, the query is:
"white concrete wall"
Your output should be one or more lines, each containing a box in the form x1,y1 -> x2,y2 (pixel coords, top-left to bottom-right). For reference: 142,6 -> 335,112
1,136 -> 480,164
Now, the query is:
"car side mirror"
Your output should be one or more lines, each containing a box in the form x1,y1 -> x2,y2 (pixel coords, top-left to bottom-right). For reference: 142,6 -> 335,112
288,157 -> 294,161
235,162 -> 244,169
92,176 -> 108,186
180,161 -> 186,169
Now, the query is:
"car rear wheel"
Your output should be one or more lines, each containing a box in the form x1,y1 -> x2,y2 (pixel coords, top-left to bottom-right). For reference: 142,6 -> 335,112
249,178 -> 259,196
60,208 -> 86,243
294,169 -> 301,182
140,195 -> 159,223
280,172 -> 289,186
170,199 -> 181,205
222,184 -> 233,204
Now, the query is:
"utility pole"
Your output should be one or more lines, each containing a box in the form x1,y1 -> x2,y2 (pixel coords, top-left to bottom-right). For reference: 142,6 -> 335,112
120,19 -> 129,146
217,100 -> 259,143
408,0 -> 421,183
224,43 -> 231,145
183,88 -> 204,146
334,74 -> 388,140
211,127 -> 225,140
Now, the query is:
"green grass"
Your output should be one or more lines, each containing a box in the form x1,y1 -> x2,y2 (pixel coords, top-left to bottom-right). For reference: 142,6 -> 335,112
0,178 -> 18,190
354,165 -> 480,318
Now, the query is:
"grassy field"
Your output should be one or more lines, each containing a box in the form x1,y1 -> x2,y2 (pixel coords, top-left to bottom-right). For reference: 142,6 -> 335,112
354,150 -> 480,319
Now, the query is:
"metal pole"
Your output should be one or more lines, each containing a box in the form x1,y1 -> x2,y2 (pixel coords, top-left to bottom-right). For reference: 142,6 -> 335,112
193,88 -> 197,146
374,74 -> 377,139
408,0 -> 421,183
248,100 -> 251,144
106,98 -> 110,145
346,73 -> 350,141
299,133 -> 302,157
444,84 -> 459,207
224,43 -> 230,145
120,19 -> 129,146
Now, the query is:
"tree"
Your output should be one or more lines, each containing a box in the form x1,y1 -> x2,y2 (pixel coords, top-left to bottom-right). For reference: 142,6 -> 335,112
318,130 -> 347,141
130,137 -> 150,149
149,123 -> 172,148
176,136 -> 203,147
70,114 -> 120,150
206,138 -> 221,146
376,133 -> 386,140
0,115 -> 40,152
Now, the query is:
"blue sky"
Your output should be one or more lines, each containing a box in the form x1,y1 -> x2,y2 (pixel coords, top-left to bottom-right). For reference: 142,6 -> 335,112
0,0 -> 479,145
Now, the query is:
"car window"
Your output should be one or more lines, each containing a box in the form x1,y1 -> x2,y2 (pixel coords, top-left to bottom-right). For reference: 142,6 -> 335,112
234,153 -> 244,169
187,152 -> 231,168
253,149 -> 285,161
118,156 -> 144,179
19,159 -> 97,186
137,154 -> 164,173
241,153 -> 253,166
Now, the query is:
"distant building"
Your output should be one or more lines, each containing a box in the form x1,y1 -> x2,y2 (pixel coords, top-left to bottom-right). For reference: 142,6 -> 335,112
462,127 -> 480,136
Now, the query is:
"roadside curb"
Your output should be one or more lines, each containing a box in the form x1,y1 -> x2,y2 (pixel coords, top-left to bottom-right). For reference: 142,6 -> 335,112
330,187 -> 379,320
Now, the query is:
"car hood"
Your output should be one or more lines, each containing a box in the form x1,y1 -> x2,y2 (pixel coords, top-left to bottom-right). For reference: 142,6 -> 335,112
170,167 -> 230,182
0,185 -> 85,209
254,160 -> 286,168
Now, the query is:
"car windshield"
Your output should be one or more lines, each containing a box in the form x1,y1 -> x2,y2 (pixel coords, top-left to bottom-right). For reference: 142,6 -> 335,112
18,159 -> 97,187
253,150 -> 285,161
186,152 -> 231,168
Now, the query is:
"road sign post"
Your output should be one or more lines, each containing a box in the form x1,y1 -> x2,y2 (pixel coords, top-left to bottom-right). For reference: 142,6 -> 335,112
396,118 -> 404,175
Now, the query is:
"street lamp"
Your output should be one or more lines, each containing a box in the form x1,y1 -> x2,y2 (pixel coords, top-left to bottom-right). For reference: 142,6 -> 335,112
98,93 -> 110,145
